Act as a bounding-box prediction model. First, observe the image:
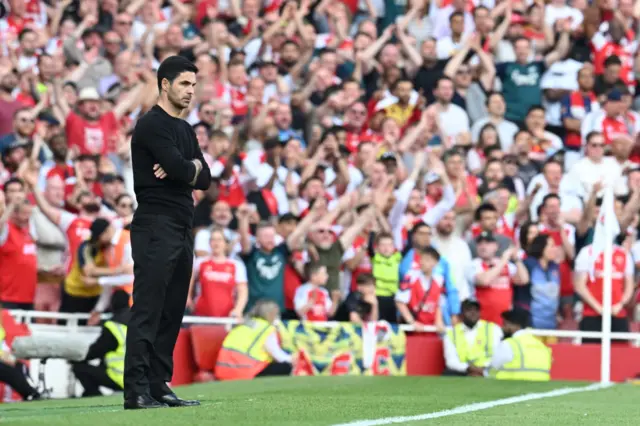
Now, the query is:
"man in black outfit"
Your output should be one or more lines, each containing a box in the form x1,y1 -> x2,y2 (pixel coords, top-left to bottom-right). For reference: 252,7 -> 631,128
124,56 -> 212,410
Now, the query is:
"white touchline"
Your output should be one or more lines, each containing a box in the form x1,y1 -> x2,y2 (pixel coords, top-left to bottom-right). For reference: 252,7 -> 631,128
331,382 -> 613,426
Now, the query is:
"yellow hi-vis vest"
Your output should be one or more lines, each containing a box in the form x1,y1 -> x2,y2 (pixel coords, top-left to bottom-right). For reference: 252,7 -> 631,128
0,324 -> 5,357
103,320 -> 127,389
494,331 -> 552,381
447,320 -> 495,368
215,318 -> 274,381
372,252 -> 402,297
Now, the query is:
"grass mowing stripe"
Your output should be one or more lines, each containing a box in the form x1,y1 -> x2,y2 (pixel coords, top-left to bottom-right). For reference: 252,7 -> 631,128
330,383 -> 613,426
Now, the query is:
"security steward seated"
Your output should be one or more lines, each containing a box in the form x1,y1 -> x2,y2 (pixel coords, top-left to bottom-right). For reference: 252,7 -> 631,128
0,306 -> 41,401
215,300 -> 293,380
443,299 -> 502,376
72,290 -> 130,397
487,308 -> 552,381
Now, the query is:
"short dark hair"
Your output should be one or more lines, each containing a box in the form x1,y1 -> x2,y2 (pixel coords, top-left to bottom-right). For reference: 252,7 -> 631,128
375,232 -> 394,245
450,11 -> 464,22
604,55 -> 622,68
418,246 -> 440,261
304,263 -> 325,281
356,273 -> 375,286
542,193 -> 561,208
474,203 -> 498,221
3,177 -> 24,192
156,56 -> 199,92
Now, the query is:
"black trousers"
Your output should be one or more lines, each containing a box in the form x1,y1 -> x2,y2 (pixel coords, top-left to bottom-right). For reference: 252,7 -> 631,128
72,363 -> 122,397
123,214 -> 193,400
377,296 -> 397,323
0,361 -> 38,399
0,301 -> 34,310
256,362 -> 292,377
59,290 -> 99,326
442,368 -> 468,377
580,315 -> 630,344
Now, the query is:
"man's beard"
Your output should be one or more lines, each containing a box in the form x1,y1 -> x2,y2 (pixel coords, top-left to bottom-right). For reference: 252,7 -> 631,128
463,318 -> 477,329
0,84 -> 14,93
281,59 -> 297,68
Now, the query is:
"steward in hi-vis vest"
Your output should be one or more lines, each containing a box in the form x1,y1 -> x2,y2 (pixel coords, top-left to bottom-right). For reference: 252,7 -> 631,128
488,309 -> 552,381
443,299 -> 503,376
215,300 -> 293,381
71,290 -> 131,396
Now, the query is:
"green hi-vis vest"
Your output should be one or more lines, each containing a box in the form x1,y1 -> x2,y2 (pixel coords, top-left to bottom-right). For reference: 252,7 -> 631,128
372,252 -> 402,297
447,320 -> 495,368
104,320 -> 127,389
494,331 -> 552,381
0,325 -> 5,357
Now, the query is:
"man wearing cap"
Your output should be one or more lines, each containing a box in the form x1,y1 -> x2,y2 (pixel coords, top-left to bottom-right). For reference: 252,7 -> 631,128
487,309 -> 552,381
0,108 -> 35,167
53,78 -> 145,156
443,299 -> 502,376
582,88 -> 639,146
466,232 -> 529,324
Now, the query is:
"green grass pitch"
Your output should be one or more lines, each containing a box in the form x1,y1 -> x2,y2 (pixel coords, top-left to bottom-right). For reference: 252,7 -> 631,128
1,376 -> 638,425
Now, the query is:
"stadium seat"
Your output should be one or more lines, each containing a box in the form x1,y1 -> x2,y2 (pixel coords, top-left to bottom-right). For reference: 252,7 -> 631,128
170,328 -> 197,387
190,326 -> 228,375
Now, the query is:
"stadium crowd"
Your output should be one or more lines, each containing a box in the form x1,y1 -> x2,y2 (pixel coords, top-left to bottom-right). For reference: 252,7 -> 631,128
1,0 -> 640,342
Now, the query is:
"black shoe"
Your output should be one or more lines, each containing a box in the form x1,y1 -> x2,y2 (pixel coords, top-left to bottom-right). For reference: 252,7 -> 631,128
153,393 -> 200,408
124,394 -> 168,410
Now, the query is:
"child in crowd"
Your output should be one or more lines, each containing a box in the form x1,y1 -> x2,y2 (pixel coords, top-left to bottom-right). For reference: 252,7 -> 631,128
395,247 -> 445,332
294,264 -> 332,321
370,232 -> 403,323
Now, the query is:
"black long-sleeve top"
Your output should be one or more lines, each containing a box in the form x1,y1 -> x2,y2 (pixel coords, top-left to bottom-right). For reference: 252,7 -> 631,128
131,105 -> 212,224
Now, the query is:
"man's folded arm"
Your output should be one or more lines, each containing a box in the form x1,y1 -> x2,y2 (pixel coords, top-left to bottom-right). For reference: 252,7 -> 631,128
191,146 -> 212,190
140,122 -> 197,184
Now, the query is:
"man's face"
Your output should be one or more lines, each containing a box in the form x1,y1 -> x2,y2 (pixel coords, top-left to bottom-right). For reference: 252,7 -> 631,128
485,162 -> 503,182
578,68 -> 595,90
526,109 -> 545,130
477,240 -> 497,259
20,31 -> 38,55
0,73 -> 18,92
165,71 -> 196,110
544,163 -> 562,187
212,201 -> 232,226
605,63 -> 621,83
13,202 -> 33,227
49,135 -> 68,159
346,103 -> 367,128
421,40 -> 437,61
114,14 -> 133,38
407,189 -> 424,214
104,32 -> 123,56
543,198 -> 561,223
5,182 -> 25,204
259,63 -> 278,83
78,158 -> 98,181
274,104 -> 292,129
436,211 -> 456,236
586,134 -> 605,161
435,79 -> 454,103
39,56 -> 56,81
80,100 -> 102,120
320,52 -> 338,74
514,39 -> 531,63
44,176 -> 65,207
487,94 -> 505,116
412,226 -> 431,249
14,111 -> 35,136
380,44 -> 399,68
311,225 -> 334,250
462,306 -> 480,327
257,226 -> 277,252
479,211 -> 498,231
395,81 -> 413,104
450,15 -> 464,35
277,219 -> 297,238
79,194 -> 101,215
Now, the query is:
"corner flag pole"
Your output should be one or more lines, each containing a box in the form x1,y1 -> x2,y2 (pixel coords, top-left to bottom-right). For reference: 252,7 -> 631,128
600,186 -> 614,385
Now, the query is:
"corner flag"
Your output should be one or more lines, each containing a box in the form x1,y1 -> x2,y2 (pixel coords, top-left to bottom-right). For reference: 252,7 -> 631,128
589,185 -> 620,280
